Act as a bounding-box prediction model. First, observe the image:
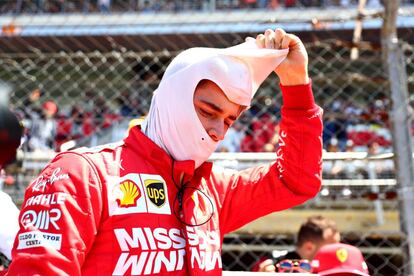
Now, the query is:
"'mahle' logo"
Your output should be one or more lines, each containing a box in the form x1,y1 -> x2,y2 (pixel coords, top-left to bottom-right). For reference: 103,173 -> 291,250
145,180 -> 166,207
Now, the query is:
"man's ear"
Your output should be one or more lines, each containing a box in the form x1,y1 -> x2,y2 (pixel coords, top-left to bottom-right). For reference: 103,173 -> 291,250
303,240 -> 316,253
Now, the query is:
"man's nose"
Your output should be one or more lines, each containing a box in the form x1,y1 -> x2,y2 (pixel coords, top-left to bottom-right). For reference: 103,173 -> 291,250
208,122 -> 225,142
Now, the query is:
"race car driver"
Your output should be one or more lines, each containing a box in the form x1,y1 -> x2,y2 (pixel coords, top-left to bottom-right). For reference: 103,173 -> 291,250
9,28 -> 323,275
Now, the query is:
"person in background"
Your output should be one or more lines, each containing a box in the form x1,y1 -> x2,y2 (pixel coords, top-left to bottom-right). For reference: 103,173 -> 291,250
0,105 -> 22,272
98,0 -> 111,13
0,104 -> 23,169
216,120 -> 245,152
29,100 -> 58,152
253,215 -> 340,272
312,243 -> 370,276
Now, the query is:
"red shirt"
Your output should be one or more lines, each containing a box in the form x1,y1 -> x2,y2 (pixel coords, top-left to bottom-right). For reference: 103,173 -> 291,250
9,83 -> 322,275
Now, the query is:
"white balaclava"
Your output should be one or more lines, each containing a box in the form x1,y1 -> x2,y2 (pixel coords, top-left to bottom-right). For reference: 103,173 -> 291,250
142,40 -> 288,168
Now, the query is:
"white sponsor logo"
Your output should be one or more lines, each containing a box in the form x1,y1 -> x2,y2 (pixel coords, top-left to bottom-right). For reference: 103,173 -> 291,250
17,231 -> 62,250
21,208 -> 61,230
113,227 -> 221,275
107,174 -> 171,216
32,168 -> 70,192
276,130 -> 287,176
25,193 -> 67,207
186,226 -> 222,271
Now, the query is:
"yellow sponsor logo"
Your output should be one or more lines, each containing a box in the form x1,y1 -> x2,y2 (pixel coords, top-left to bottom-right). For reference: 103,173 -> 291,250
336,248 -> 348,263
116,180 -> 141,208
145,179 -> 166,207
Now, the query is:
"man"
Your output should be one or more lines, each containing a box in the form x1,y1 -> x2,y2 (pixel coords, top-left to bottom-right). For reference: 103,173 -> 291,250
9,28 -> 323,275
0,105 -> 23,168
312,243 -> 370,276
0,104 -> 22,271
254,215 -> 340,272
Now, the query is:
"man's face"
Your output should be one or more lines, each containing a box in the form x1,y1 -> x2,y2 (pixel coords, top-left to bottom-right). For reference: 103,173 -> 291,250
311,228 -> 341,259
193,80 -> 244,142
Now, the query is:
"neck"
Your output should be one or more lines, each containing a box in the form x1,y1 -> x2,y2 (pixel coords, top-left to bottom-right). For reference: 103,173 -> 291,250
296,246 -> 310,260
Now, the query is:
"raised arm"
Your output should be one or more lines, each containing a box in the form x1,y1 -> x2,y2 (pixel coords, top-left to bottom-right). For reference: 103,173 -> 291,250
212,29 -> 323,234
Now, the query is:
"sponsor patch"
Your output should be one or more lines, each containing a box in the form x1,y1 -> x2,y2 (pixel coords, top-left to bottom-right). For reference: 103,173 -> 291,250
25,192 -> 67,207
113,227 -> 221,274
107,174 -> 147,216
17,231 -> 62,250
32,168 -> 70,193
21,208 -> 61,230
140,174 -> 170,215
116,180 -> 141,208
145,180 -> 166,207
107,174 -> 170,216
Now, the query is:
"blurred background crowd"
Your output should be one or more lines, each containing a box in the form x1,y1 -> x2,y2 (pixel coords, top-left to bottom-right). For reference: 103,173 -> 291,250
0,0 -> 411,14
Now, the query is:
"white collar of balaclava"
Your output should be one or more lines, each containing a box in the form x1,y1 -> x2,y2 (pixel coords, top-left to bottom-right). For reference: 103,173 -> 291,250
142,40 -> 288,168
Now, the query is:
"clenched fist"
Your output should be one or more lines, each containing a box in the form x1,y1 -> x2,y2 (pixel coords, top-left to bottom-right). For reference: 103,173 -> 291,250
253,28 -> 309,86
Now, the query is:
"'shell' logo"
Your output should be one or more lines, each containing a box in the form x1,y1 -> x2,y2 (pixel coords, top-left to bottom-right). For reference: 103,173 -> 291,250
145,180 -> 165,207
116,180 -> 140,208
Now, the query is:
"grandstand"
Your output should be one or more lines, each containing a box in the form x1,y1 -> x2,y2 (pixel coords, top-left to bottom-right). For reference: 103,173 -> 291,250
1,0 -> 414,275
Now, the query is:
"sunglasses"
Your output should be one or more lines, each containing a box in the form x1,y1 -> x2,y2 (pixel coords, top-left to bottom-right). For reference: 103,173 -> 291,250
276,259 -> 312,273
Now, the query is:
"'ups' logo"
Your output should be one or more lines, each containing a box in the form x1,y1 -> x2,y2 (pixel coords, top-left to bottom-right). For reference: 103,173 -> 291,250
145,180 -> 166,207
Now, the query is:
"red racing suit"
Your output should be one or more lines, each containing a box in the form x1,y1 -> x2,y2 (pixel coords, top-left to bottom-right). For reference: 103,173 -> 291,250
9,83 -> 323,275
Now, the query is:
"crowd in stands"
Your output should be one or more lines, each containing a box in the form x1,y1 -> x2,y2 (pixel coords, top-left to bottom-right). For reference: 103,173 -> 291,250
15,85 -> 395,159
217,95 -> 393,154
2,0 -> 411,14
14,88 -> 124,153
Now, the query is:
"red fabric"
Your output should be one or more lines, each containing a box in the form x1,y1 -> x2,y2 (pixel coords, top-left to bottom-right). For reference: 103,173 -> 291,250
82,116 -> 94,136
285,0 -> 296,7
56,118 -> 72,138
312,243 -> 370,276
9,84 -> 323,275
348,131 -> 391,147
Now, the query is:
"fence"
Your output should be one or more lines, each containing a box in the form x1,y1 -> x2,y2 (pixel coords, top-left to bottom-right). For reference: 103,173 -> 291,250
1,3 -> 414,275
0,152 -> 403,275
3,0 -> 414,14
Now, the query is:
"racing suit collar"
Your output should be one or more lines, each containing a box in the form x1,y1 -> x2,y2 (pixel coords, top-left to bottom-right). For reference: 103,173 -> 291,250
124,125 -> 213,181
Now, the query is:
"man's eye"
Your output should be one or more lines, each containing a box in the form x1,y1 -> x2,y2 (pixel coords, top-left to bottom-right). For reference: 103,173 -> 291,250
201,109 -> 213,117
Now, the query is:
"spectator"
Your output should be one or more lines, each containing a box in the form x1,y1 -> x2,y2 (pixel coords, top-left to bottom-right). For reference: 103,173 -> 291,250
98,0 -> 111,13
0,105 -> 22,271
69,105 -> 85,140
241,113 -> 278,152
253,215 -> 340,272
28,100 -> 58,152
312,243 -> 370,276
216,120 -> 245,152
0,105 -> 23,168
366,141 -> 394,179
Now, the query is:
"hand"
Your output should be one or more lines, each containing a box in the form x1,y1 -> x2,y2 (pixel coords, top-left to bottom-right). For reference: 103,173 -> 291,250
254,28 -> 309,86
257,259 -> 276,272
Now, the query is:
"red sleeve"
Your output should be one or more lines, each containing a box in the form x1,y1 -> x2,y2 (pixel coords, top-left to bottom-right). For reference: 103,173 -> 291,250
212,81 -> 323,234
8,152 -> 103,276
